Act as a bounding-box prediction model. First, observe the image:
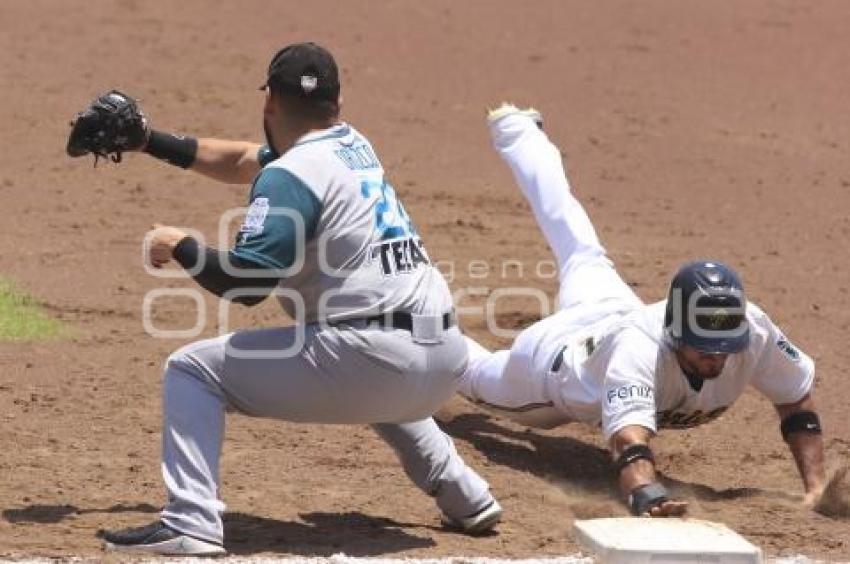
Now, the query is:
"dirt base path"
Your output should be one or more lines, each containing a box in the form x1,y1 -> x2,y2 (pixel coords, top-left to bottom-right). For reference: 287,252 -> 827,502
0,0 -> 848,559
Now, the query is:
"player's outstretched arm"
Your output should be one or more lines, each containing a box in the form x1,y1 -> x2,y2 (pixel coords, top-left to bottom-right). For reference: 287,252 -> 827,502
774,393 -> 827,507
610,425 -> 688,517
186,138 -> 263,185
141,133 -> 263,184
67,90 -> 264,184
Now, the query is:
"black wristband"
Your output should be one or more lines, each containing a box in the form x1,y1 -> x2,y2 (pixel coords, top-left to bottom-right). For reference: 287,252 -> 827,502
616,444 -> 655,475
628,482 -> 669,516
780,410 -> 822,442
144,129 -> 198,169
173,235 -> 201,269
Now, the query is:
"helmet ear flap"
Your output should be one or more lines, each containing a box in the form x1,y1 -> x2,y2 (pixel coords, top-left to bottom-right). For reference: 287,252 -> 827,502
663,286 -> 683,348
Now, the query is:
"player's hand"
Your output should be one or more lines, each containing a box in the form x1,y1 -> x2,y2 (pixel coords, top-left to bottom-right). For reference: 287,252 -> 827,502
811,465 -> 850,517
146,224 -> 188,268
802,486 -> 826,509
643,499 -> 689,517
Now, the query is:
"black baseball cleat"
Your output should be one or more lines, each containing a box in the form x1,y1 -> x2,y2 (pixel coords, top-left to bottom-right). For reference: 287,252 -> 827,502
441,499 -> 503,535
99,520 -> 225,556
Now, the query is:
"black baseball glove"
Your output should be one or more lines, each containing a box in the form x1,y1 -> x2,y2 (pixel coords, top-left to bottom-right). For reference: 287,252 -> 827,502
66,90 -> 149,164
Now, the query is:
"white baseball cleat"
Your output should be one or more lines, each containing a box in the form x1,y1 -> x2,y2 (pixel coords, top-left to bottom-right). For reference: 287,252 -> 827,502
441,499 -> 503,534
100,520 -> 226,556
486,103 -> 543,129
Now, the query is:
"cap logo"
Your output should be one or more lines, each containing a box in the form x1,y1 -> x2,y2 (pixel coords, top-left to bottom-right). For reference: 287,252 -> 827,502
301,75 -> 318,93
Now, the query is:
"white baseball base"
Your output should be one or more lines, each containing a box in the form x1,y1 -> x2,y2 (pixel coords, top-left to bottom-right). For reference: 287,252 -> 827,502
572,517 -> 762,564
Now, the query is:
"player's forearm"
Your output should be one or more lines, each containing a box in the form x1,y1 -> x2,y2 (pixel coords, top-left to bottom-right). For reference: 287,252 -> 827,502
172,236 -> 278,305
618,458 -> 657,496
618,459 -> 687,517
787,430 -> 826,496
775,394 -> 827,498
608,424 -> 687,516
190,138 -> 263,184
143,131 -> 261,184
610,425 -> 657,497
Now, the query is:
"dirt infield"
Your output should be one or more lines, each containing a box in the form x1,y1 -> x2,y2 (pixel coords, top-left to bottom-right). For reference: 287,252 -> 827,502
1,0 -> 849,559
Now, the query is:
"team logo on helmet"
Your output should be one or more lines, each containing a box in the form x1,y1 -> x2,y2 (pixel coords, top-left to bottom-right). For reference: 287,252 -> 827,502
301,75 -> 318,93
708,309 -> 730,330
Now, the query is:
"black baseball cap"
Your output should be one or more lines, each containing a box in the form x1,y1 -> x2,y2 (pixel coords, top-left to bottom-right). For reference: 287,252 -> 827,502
261,42 -> 340,102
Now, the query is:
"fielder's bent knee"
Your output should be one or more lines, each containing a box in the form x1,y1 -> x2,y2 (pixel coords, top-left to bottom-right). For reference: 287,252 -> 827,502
164,344 -> 194,372
165,341 -> 206,375
163,335 -> 229,389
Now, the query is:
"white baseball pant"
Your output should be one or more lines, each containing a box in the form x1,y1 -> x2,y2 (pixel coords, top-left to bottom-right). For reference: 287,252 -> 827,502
459,108 -> 642,427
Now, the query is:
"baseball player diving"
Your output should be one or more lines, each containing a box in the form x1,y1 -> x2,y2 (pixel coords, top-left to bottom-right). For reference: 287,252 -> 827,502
459,104 -> 830,518
66,43 -> 501,555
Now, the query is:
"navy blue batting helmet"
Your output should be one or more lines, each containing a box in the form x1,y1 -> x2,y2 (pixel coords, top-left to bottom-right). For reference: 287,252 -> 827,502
663,260 -> 749,354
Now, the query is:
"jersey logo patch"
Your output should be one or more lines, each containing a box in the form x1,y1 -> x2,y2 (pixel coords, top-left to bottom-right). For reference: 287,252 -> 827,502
240,197 -> 270,237
301,75 -> 318,93
776,337 -> 801,362
606,384 -> 653,405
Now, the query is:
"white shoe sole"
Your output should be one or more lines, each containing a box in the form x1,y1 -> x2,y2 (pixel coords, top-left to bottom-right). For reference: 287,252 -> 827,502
487,103 -> 542,128
104,534 -> 226,556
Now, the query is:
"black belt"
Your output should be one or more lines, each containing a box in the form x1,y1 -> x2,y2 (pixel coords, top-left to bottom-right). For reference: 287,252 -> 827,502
337,311 -> 456,331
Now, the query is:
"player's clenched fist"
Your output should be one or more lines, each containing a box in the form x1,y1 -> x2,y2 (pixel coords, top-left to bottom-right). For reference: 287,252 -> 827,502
642,499 -> 689,517
145,224 -> 187,268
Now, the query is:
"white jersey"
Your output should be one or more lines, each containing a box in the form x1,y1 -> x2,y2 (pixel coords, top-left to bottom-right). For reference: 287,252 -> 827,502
461,107 -> 815,444
534,301 -> 814,438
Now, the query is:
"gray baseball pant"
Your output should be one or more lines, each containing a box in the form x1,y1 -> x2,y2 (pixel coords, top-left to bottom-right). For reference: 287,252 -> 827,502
158,321 -> 493,544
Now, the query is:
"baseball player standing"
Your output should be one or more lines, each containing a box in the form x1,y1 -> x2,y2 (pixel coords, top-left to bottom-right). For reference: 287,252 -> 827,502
68,43 -> 501,555
459,104 -> 827,517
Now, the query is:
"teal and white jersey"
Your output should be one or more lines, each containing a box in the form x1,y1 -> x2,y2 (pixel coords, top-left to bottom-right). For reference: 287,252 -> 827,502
232,123 -> 452,323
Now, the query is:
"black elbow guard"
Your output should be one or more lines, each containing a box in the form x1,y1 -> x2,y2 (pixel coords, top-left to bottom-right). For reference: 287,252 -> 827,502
615,443 -> 655,474
780,410 -> 822,442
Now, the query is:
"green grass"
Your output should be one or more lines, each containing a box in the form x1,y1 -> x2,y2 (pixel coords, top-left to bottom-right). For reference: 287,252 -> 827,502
0,279 -> 65,341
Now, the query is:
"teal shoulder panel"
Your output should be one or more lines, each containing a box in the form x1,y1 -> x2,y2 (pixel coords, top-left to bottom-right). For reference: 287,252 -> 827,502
231,167 -> 322,270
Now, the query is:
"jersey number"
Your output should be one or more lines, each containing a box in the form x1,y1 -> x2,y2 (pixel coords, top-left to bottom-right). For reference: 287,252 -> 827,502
361,179 -> 416,240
